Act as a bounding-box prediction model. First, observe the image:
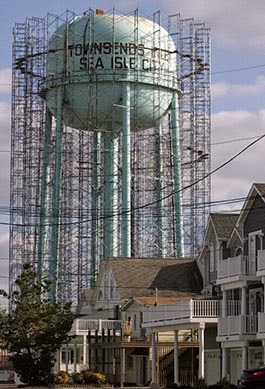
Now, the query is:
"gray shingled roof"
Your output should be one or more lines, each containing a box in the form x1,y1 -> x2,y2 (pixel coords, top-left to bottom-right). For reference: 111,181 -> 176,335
108,257 -> 203,299
210,213 -> 239,239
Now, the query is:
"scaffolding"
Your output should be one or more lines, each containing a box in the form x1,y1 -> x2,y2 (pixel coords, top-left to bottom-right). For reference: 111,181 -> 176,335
9,9 -> 211,305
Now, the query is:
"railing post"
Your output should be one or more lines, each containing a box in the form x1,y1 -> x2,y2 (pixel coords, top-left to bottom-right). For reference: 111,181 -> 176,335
98,319 -> 102,334
190,300 -> 194,319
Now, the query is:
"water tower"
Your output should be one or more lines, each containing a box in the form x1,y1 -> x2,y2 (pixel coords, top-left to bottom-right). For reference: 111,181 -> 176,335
10,9 -> 211,304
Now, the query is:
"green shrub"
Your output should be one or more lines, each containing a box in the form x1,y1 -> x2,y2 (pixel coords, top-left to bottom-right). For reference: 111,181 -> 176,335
54,370 -> 70,385
81,368 -> 106,385
72,372 -> 84,384
193,377 -> 208,389
216,376 -> 230,389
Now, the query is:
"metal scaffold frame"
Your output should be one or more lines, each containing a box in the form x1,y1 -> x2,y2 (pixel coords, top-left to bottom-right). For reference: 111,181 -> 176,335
9,8 -> 211,306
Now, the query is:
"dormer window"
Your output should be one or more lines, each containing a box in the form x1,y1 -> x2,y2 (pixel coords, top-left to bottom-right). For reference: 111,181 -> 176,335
210,242 -> 215,272
104,274 -> 107,299
110,278 -> 114,298
98,290 -> 103,301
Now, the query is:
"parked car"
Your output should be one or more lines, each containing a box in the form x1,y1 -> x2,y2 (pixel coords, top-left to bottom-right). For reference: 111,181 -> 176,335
239,366 -> 265,388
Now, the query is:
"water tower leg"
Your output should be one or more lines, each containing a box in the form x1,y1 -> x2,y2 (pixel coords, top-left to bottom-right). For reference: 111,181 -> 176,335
155,124 -> 165,257
122,81 -> 131,257
171,92 -> 184,257
38,107 -> 52,283
91,131 -> 101,286
50,87 -> 64,300
103,131 -> 119,258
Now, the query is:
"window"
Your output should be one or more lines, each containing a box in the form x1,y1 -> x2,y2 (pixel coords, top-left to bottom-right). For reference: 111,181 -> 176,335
209,242 -> 215,272
133,314 -> 137,331
110,278 -> 114,299
104,274 -> 107,299
98,290 -> 103,301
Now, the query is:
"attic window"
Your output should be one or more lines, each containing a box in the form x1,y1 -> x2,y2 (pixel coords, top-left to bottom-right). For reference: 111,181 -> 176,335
210,242 -> 215,272
110,278 -> 114,298
104,274 -> 107,299
98,290 -> 103,301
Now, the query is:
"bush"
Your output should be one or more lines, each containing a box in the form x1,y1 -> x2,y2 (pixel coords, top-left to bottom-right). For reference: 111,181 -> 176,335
216,376 -> 230,389
54,370 -> 70,385
193,378 -> 208,389
72,372 -> 84,384
80,368 -> 106,385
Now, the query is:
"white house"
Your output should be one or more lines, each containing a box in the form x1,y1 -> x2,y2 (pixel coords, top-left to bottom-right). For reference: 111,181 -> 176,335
56,257 -> 206,387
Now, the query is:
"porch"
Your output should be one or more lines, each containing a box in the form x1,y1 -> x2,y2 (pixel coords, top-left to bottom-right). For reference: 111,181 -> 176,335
142,299 -> 220,386
217,315 -> 257,341
142,299 -> 220,327
69,319 -> 122,336
217,255 -> 258,284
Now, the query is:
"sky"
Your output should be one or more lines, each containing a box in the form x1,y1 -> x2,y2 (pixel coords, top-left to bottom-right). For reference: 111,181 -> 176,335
1,0 -> 265,296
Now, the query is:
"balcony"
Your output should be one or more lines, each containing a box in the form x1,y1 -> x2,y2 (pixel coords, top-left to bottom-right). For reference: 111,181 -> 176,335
257,250 -> 265,277
142,299 -> 220,328
217,315 -> 257,341
217,255 -> 258,285
69,318 -> 122,336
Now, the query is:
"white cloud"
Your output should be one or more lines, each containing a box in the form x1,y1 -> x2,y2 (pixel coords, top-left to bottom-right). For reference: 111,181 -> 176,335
0,68 -> 11,95
157,0 -> 265,52
212,76 -> 265,99
211,109 -> 265,204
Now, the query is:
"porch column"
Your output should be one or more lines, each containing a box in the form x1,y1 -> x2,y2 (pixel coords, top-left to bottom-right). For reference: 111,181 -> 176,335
120,348 -> 126,388
73,340 -> 77,373
198,323 -> 205,378
57,349 -> 61,372
83,335 -> 87,366
222,289 -> 227,317
242,345 -> 248,371
151,332 -> 157,388
173,330 -> 180,385
263,281 -> 265,313
222,346 -> 228,378
242,286 -> 247,316
65,344 -> 69,372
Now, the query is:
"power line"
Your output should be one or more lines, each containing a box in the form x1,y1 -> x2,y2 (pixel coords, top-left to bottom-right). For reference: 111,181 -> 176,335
212,63 -> 265,75
211,134 -> 264,146
0,133 -> 264,228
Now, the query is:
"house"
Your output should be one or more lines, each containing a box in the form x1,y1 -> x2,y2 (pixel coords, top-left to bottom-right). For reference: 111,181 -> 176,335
198,212 -> 239,298
142,183 -> 265,386
216,183 -> 265,384
57,257 -> 205,387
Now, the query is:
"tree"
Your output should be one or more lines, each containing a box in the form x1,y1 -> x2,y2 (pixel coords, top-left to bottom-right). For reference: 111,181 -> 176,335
0,263 -> 74,386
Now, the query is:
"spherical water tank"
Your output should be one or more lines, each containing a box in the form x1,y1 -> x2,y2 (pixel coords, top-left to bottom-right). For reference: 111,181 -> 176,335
44,13 -> 179,131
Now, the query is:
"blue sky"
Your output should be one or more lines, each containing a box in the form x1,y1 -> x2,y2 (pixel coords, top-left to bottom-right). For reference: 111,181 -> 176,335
0,0 -> 265,291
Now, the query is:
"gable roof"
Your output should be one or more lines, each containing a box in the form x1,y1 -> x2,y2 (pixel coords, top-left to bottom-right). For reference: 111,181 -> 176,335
237,183 -> 265,226
210,213 -> 239,239
107,257 -> 203,299
255,183 -> 265,198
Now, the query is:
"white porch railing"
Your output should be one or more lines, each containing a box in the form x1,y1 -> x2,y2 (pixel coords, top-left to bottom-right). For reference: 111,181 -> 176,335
258,312 -> 265,334
218,255 -> 256,280
142,299 -> 220,326
218,315 -> 257,337
258,250 -> 265,273
70,319 -> 122,334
